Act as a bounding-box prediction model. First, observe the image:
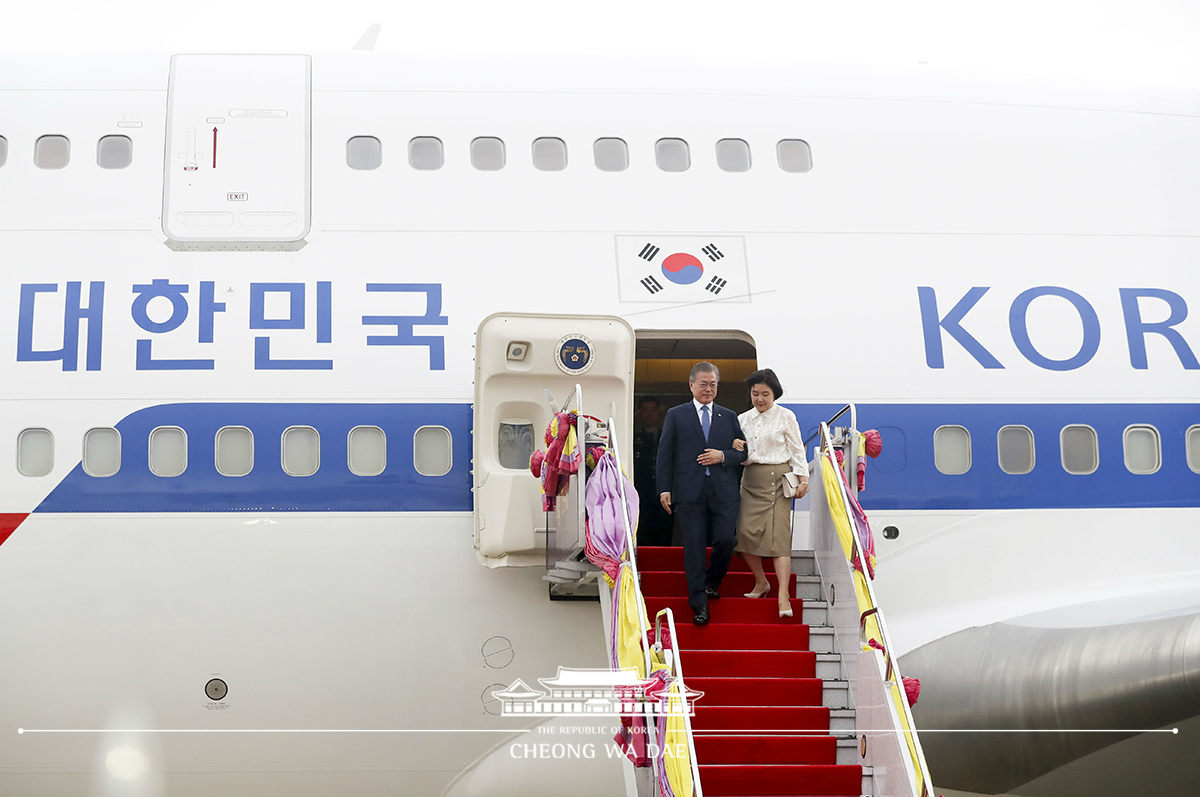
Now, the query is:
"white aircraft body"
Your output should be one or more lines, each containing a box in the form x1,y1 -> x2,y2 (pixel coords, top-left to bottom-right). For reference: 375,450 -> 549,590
0,50 -> 1197,797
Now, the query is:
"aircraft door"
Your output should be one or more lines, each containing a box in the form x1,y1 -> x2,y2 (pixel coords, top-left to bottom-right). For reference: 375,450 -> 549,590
474,314 -> 634,567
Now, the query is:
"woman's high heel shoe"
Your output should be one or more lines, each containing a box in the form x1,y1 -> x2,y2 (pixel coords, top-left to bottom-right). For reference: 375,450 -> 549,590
744,582 -> 771,599
778,599 -> 794,618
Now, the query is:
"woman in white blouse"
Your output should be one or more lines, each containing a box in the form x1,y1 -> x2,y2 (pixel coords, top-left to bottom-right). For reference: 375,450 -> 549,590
732,369 -> 809,617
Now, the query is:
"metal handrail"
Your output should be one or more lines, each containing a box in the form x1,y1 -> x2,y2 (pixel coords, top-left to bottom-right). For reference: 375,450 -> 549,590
654,607 -> 704,797
803,403 -> 857,447
818,420 -> 934,795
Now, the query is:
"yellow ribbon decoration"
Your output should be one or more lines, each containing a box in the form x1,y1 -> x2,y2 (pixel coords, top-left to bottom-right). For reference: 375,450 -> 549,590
821,451 -> 927,797
615,565 -> 650,678
663,682 -> 693,797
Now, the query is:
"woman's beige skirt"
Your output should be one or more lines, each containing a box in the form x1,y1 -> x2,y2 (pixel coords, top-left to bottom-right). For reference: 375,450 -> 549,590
735,463 -> 793,558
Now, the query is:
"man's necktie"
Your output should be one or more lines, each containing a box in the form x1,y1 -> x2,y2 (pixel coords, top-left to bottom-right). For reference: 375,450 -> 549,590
701,405 -> 711,476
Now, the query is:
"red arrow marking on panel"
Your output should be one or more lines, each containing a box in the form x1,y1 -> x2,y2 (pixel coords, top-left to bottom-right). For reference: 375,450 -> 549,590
212,128 -> 218,168
0,513 -> 29,548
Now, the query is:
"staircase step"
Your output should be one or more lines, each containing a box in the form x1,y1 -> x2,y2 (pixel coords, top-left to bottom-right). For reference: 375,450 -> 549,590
639,571 -> 797,599
698,764 -> 864,797
551,559 -> 599,573
693,734 -> 838,765
815,655 -> 842,681
675,623 -> 810,652
682,650 -> 817,679
829,709 -> 855,733
691,705 -> 831,732
689,677 -> 825,707
646,596 -> 809,625
836,737 -> 861,765
636,546 -> 815,576
795,575 -> 821,601
807,627 -> 834,653
822,681 -> 850,709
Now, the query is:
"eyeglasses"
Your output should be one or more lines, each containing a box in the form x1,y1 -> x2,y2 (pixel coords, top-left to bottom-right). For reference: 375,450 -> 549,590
693,381 -> 718,389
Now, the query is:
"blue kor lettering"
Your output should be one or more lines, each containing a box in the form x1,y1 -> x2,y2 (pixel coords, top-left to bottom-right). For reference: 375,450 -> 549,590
1119,288 -> 1199,370
17,281 -> 104,371
1009,286 -> 1101,371
363,283 -> 448,370
917,286 -> 1003,369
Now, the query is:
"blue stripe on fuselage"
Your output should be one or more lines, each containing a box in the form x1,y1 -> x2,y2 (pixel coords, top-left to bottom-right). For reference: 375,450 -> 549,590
30,401 -> 1199,514
787,402 -> 1200,510
35,403 -> 473,513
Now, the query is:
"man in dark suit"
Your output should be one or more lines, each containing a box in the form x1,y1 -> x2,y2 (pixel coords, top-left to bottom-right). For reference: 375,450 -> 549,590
655,363 -> 747,625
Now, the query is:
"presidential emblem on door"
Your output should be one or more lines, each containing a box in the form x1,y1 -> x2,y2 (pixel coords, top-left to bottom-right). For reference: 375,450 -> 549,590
555,334 -> 594,376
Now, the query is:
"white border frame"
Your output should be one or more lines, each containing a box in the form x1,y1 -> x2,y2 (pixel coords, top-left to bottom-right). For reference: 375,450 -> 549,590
82,427 -> 121,478
17,427 -> 54,478
997,424 -> 1035,475
1060,424 -> 1099,475
215,425 -> 254,477
149,425 -> 188,478
347,425 -> 387,477
413,425 -> 453,477
281,425 -> 321,477
933,424 -> 972,475
1122,424 -> 1161,475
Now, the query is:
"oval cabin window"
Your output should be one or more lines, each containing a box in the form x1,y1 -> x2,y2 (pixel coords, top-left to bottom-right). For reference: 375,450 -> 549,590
1061,425 -> 1098,475
934,425 -> 971,475
997,425 -> 1035,475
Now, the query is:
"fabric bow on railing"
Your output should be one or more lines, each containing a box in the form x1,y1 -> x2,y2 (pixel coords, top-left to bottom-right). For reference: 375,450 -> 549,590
528,411 -> 579,511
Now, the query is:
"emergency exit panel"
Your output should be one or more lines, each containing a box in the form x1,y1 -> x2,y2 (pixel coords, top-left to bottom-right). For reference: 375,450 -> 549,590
163,54 -> 310,243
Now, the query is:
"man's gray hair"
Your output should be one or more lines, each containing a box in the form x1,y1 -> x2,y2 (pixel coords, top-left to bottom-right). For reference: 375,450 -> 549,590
689,362 -> 720,382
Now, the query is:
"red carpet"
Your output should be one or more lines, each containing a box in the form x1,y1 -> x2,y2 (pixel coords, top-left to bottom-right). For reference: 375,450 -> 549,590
639,546 -> 862,797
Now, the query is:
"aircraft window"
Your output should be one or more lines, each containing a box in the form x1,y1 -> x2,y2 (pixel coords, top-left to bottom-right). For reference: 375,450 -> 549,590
97,135 -> 132,169
997,425 -> 1035,475
933,425 -> 971,475
34,135 -> 70,170
348,425 -> 386,477
1060,425 -> 1098,475
532,137 -> 567,172
17,428 -> 54,477
655,138 -> 690,172
409,137 -> 444,170
282,426 -> 320,477
346,136 -> 382,170
471,137 -> 506,171
776,139 -> 813,173
149,426 -> 188,477
0,135 -> 7,167
414,425 -> 452,476
1123,425 -> 1161,474
83,427 -> 121,477
593,138 -> 628,172
498,418 -> 535,469
716,138 -> 751,172
1188,426 -> 1200,474
215,426 -> 254,477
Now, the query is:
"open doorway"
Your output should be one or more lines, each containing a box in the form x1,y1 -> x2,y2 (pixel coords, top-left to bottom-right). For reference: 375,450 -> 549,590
631,330 -> 758,546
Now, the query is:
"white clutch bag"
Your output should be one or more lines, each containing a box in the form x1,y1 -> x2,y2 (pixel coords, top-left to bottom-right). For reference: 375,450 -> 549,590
782,471 -> 804,498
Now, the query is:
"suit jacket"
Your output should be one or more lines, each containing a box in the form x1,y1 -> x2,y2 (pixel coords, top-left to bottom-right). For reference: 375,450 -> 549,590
656,402 -> 747,504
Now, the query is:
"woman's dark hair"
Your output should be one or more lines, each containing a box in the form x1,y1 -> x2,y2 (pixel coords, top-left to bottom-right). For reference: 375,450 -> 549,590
745,368 -> 783,400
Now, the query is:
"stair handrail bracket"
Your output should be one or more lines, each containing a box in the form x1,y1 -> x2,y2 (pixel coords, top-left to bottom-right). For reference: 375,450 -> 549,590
812,416 -> 935,797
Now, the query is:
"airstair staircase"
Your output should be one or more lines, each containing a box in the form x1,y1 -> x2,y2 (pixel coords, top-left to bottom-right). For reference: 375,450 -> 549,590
533,388 -> 931,796
641,548 -> 866,797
